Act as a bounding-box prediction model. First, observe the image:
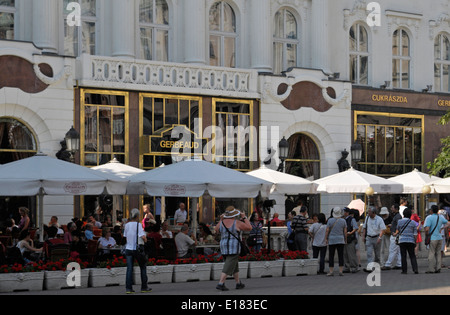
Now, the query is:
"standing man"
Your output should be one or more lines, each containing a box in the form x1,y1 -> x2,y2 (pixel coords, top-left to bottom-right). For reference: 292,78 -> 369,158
174,202 -> 187,225
399,198 -> 408,218
343,208 -> 359,273
382,204 -> 402,270
362,206 -> 386,272
424,205 -> 450,274
291,206 -> 309,252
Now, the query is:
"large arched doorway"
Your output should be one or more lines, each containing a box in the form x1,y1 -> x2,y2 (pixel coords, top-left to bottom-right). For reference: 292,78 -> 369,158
0,117 -> 38,231
285,133 -> 321,215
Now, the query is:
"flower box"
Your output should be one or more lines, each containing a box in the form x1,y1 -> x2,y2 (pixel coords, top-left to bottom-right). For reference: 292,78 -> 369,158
173,263 -> 212,283
248,260 -> 284,278
88,267 -> 127,288
283,259 -> 318,277
44,269 -> 90,290
211,261 -> 249,281
133,265 -> 174,285
0,272 -> 44,293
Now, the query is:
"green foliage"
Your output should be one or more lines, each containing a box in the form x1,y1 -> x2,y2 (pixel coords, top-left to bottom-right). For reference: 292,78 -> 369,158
427,110 -> 450,178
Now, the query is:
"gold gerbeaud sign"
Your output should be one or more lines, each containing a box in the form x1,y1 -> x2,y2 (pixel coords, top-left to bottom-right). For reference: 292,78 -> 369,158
438,99 -> 450,107
372,94 -> 408,103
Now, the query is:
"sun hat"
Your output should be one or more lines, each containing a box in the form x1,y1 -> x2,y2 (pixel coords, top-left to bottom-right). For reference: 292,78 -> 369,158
380,207 -> 389,215
332,207 -> 343,218
223,206 -> 240,219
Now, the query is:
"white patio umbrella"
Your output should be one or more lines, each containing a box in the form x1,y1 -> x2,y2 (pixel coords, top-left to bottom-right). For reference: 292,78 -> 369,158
430,177 -> 450,193
246,165 -> 314,195
0,153 -> 129,241
389,169 -> 441,214
92,157 -> 145,224
128,159 -> 272,232
389,169 -> 440,194
313,167 -> 404,194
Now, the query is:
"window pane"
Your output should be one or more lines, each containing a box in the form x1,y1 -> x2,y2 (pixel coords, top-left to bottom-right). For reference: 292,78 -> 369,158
401,30 -> 409,56
0,0 -> 15,6
209,36 -> 220,66
0,12 -> 14,40
155,0 -> 168,25
222,2 -> 235,33
82,21 -> 95,55
285,11 -> 297,40
360,56 -> 369,85
143,97 -> 153,135
273,42 -> 283,74
376,126 -> 385,163
64,22 -> 78,56
286,43 -> 297,69
404,128 -> 413,164
99,108 -> 112,153
392,30 -> 399,56
209,2 -> 220,32
444,64 -> 449,92
140,0 -> 153,23
223,36 -> 235,68
359,25 -> 368,52
349,25 -> 356,51
81,0 -> 96,16
350,54 -> 357,83
140,27 -> 152,60
413,128 -> 422,165
165,99 -> 178,125
435,63 -> 441,91
434,35 -> 441,60
366,126 -> 375,163
443,35 -> 450,61
155,29 -> 168,61
154,98 -> 164,131
112,108 -> 125,153
84,106 -> 97,152
402,59 -> 410,88
274,10 -> 284,38
386,127 -> 395,163
392,59 -> 400,88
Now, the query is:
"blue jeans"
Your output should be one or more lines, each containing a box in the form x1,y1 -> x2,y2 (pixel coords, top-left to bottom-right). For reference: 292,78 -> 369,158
125,250 -> 148,291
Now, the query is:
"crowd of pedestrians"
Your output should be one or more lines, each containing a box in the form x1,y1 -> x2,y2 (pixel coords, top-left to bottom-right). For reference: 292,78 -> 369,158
287,200 -> 450,276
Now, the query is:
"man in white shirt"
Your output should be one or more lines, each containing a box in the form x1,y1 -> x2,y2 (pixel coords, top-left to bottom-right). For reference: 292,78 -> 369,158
399,198 -> 408,218
362,206 -> 386,272
175,225 -> 196,258
174,202 -> 187,224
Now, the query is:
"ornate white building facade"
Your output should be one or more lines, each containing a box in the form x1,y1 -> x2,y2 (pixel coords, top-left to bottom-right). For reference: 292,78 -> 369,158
0,0 -> 449,224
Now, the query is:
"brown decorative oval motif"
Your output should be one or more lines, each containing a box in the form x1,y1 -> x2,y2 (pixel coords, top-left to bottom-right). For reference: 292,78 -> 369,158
164,184 -> 187,196
279,81 -> 335,112
64,182 -> 88,194
0,56 -> 53,94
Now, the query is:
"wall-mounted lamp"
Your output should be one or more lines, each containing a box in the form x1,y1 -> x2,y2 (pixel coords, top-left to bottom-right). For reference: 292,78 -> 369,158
380,81 -> 390,89
422,85 -> 433,93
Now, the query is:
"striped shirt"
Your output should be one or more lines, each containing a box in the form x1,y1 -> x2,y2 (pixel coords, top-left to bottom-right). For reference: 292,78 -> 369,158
397,218 -> 418,244
291,215 -> 308,233
219,220 -> 241,256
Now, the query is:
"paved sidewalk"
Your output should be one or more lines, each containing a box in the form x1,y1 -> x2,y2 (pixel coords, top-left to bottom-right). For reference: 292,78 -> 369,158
3,256 -> 450,296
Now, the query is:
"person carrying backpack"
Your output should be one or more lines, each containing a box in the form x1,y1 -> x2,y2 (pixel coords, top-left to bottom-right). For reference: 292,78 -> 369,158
343,208 -> 359,273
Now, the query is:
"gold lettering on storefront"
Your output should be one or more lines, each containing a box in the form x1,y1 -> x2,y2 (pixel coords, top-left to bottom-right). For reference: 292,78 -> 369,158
438,99 -> 450,107
372,94 -> 408,103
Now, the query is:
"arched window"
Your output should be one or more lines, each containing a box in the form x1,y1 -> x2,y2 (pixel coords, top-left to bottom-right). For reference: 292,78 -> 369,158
63,0 -> 97,57
0,118 -> 37,164
434,33 -> 450,93
0,0 -> 15,40
139,0 -> 169,61
349,23 -> 369,85
273,8 -> 299,74
392,29 -> 411,89
285,133 -> 320,181
209,1 -> 236,68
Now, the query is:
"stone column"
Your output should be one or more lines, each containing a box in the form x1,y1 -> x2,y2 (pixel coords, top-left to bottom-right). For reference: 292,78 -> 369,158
32,0 -> 59,53
249,0 -> 272,72
112,0 -> 135,58
311,0 -> 330,72
183,0 -> 207,64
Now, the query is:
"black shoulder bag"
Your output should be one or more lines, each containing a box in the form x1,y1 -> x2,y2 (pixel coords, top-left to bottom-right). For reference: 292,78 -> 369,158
395,219 -> 411,245
135,222 -> 148,264
425,216 -> 439,246
222,222 -> 250,257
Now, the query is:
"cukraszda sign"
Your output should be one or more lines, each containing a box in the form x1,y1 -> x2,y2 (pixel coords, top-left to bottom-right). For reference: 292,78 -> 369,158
371,94 -> 408,103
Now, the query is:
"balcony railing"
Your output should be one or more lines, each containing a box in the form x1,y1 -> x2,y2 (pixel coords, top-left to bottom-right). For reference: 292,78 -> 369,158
77,54 -> 259,98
